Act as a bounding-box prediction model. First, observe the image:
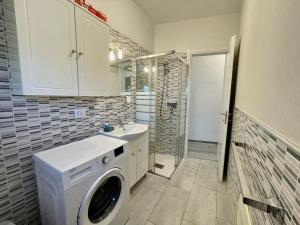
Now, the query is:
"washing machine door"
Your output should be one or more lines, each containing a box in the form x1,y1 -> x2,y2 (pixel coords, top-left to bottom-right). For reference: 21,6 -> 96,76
78,168 -> 127,225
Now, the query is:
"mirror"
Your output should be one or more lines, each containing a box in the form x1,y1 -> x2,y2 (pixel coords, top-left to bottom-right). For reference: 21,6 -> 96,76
109,53 -> 132,96
119,60 -> 132,93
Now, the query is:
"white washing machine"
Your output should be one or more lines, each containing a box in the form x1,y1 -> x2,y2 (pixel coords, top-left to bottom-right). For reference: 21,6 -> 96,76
34,135 -> 129,225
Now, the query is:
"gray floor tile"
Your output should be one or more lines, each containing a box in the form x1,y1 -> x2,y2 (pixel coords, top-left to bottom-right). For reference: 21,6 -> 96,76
128,185 -> 164,225
130,175 -> 152,200
131,174 -> 168,201
149,185 -> 190,225
200,159 -> 218,168
181,219 -> 195,225
187,151 -> 218,161
129,157 -> 230,225
184,186 -> 217,225
171,162 -> 198,192
188,141 -> 218,151
215,217 -> 231,225
126,217 -> 148,225
217,180 -> 227,194
217,193 -> 230,220
146,221 -> 155,225
194,161 -> 218,191
180,158 -> 202,169
145,175 -> 169,193
187,141 -> 218,161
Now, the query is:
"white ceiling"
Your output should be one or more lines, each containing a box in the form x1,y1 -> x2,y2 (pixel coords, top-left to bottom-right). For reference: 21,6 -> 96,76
133,0 -> 242,24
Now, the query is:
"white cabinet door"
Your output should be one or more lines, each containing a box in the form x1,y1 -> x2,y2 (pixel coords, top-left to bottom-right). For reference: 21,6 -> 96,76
14,0 -> 78,96
75,7 -> 110,96
129,141 -> 137,188
136,132 -> 149,181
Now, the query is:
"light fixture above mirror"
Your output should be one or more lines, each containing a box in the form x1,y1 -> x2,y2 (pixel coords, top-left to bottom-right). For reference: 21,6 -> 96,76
108,43 -> 124,62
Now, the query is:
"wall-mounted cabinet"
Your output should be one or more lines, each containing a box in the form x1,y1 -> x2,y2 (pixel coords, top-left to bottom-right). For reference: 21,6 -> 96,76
75,7 -> 110,96
11,0 -> 112,96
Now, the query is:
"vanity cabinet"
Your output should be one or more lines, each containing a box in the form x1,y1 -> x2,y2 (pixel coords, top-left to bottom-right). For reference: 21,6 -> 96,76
12,0 -> 110,96
129,131 -> 149,188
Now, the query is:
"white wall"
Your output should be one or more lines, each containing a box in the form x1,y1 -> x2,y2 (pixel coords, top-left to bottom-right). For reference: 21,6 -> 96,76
154,13 -> 240,53
189,54 -> 226,142
235,0 -> 300,146
89,0 -> 154,51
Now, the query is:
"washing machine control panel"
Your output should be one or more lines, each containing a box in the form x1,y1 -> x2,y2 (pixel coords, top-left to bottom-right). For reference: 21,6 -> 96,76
102,156 -> 111,164
97,145 -> 126,167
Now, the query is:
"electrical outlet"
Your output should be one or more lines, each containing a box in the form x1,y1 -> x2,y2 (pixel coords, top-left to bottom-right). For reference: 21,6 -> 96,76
75,108 -> 87,119
126,96 -> 132,103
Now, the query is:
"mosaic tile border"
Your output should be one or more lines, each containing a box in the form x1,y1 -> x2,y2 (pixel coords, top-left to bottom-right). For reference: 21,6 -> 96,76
227,107 -> 300,225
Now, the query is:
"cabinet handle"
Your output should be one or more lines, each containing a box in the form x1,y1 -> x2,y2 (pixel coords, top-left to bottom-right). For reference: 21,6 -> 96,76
69,50 -> 76,57
77,52 -> 84,59
138,149 -> 142,152
131,152 -> 135,156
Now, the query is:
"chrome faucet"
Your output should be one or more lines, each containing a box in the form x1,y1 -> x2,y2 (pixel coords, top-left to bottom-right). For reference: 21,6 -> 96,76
117,117 -> 125,131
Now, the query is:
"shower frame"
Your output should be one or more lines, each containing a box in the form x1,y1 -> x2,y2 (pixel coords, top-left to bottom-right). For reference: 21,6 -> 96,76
135,50 -> 189,179
135,50 -> 189,66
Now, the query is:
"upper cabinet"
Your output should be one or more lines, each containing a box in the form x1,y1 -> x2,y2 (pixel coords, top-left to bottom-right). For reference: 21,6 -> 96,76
75,6 -> 110,96
12,0 -> 111,96
14,0 -> 78,96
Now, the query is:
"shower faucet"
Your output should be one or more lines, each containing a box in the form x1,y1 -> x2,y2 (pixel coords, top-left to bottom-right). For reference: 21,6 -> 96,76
167,100 -> 177,109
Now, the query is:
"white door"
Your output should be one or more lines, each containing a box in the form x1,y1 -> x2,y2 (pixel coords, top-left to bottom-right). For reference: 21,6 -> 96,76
218,35 -> 237,181
189,54 -> 226,142
15,0 -> 78,96
75,6 -> 110,96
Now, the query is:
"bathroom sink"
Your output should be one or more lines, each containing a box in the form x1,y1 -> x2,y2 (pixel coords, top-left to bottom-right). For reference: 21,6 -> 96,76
100,123 -> 148,140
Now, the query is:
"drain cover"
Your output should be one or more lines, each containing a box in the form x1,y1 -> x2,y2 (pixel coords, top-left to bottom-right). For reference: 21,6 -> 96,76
154,163 -> 165,169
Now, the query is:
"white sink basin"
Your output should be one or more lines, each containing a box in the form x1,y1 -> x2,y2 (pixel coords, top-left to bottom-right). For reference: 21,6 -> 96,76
100,123 -> 148,140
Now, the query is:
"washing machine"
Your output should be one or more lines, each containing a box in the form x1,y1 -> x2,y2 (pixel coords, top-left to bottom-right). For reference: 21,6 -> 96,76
34,135 -> 129,225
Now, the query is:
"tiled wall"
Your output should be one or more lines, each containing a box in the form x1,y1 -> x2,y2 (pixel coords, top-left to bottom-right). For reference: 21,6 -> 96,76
227,108 -> 300,225
0,1 -> 150,224
154,55 -> 181,155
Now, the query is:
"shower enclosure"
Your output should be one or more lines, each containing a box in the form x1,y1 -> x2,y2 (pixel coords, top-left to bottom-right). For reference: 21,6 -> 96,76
135,51 -> 188,178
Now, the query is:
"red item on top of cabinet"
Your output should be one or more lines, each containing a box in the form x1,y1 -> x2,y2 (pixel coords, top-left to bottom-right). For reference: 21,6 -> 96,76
96,10 -> 107,22
87,4 -> 108,22
75,0 -> 84,6
74,0 -> 108,23
74,0 -> 82,6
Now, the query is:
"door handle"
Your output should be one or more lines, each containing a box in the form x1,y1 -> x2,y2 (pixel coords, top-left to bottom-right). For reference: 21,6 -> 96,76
77,52 -> 83,59
69,50 -> 76,57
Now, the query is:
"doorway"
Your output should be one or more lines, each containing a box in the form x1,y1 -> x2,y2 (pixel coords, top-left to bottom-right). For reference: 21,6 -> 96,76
188,54 -> 226,160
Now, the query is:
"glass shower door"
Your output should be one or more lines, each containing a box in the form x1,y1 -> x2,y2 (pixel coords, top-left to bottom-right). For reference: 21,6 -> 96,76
135,52 -> 188,179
